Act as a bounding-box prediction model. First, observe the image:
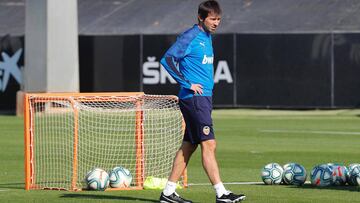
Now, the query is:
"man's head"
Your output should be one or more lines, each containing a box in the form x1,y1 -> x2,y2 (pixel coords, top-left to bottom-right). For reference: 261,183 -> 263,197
198,0 -> 222,33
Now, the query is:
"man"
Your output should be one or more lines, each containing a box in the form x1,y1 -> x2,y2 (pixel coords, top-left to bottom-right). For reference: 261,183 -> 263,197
159,1 -> 246,203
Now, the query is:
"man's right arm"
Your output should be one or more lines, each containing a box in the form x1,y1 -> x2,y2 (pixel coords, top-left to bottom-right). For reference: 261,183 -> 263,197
160,56 -> 203,95
160,30 -> 204,95
160,56 -> 191,90
160,34 -> 193,90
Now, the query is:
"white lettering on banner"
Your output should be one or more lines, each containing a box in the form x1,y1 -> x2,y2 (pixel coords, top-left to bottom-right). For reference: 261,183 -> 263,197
202,55 -> 213,64
142,57 -> 233,85
0,49 -> 23,92
143,56 -> 158,84
143,56 -> 176,84
214,60 -> 233,83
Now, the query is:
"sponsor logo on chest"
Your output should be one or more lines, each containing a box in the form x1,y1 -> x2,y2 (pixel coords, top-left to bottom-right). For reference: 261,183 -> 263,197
202,55 -> 214,64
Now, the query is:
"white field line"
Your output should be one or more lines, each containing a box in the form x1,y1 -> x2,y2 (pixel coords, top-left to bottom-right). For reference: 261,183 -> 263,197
0,190 -> 9,192
189,181 -> 311,186
259,129 -> 360,135
188,182 -> 263,186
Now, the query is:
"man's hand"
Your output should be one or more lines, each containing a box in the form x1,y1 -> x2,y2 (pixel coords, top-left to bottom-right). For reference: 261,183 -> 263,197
190,84 -> 203,95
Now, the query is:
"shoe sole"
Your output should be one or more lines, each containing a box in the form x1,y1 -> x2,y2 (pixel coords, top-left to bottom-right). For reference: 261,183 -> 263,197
160,200 -> 192,203
160,197 -> 192,203
160,200 -> 177,203
216,195 -> 246,203
160,198 -> 178,203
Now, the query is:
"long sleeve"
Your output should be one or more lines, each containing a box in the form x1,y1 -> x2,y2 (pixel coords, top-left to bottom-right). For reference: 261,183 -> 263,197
160,56 -> 191,90
160,25 -> 213,99
160,31 -> 197,90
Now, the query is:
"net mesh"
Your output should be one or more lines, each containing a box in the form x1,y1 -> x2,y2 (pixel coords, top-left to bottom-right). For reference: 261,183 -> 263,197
27,94 -> 184,190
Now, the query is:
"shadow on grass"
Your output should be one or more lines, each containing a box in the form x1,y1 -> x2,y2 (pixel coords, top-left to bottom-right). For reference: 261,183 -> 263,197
256,183 -> 360,192
293,184 -> 360,192
258,183 -> 360,192
60,193 -> 159,202
0,182 -> 24,189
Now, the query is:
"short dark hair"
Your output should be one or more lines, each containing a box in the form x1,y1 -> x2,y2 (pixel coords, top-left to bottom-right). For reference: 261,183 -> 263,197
198,0 -> 222,20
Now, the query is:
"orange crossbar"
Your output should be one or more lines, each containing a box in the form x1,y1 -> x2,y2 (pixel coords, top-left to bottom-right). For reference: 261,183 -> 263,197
25,92 -> 144,97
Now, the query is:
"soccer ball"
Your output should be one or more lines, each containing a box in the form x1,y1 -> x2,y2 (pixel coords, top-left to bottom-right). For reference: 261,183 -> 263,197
261,163 -> 284,185
282,163 -> 294,171
84,168 -> 110,190
109,166 -> 133,188
348,163 -> 360,185
327,163 -> 348,186
348,163 -> 360,172
348,165 -> 360,186
310,164 -> 333,186
282,163 -> 307,186
282,162 -> 295,184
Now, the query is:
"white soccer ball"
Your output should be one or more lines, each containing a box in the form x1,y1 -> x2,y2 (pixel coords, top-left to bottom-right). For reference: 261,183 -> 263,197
327,163 -> 348,186
85,168 -> 110,191
348,165 -> 360,186
348,163 -> 360,172
310,164 -> 333,186
282,163 -> 307,186
282,163 -> 294,171
109,166 -> 133,188
261,163 -> 284,185
282,162 -> 295,184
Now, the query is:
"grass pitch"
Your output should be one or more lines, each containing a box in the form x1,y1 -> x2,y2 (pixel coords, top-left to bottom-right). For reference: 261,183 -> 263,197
0,109 -> 360,202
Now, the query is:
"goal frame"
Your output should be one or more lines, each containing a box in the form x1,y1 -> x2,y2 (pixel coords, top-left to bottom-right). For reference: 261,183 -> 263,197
24,92 -> 187,191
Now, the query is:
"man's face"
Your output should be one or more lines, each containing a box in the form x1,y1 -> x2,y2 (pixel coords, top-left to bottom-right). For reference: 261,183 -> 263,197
200,12 -> 221,33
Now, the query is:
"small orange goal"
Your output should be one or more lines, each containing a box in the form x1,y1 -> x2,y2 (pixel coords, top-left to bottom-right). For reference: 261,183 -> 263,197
24,92 -> 187,191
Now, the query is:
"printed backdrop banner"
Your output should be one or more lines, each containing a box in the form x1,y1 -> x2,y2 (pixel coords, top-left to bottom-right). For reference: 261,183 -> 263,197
2,33 -> 360,112
236,34 -> 332,108
334,34 -> 360,107
0,35 -> 24,111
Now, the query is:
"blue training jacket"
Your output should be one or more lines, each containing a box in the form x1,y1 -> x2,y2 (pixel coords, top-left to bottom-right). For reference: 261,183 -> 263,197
160,24 -> 214,99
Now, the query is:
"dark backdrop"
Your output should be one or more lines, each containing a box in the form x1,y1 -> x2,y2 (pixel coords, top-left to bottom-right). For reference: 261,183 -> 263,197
1,33 -> 360,111
78,33 -> 360,108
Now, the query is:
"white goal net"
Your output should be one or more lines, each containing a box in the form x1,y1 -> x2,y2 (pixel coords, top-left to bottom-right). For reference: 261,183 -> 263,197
24,93 -> 186,191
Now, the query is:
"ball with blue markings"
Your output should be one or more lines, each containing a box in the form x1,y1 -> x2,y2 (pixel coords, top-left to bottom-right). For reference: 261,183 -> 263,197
261,163 -> 284,185
282,163 -> 307,186
327,163 -> 348,186
109,166 -> 133,188
310,164 -> 333,186
348,165 -> 360,186
84,168 -> 110,190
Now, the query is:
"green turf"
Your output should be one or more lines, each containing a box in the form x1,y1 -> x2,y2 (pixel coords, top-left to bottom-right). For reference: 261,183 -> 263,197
1,109 -> 360,202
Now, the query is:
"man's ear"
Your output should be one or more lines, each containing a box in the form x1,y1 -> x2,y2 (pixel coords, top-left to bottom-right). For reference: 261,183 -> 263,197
198,15 -> 203,22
